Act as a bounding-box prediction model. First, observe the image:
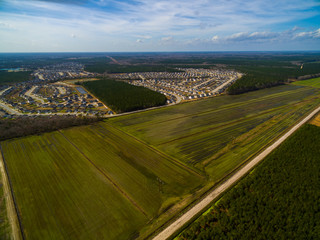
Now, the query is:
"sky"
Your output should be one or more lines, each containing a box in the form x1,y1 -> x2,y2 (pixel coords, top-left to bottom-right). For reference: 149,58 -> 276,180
0,0 -> 319,52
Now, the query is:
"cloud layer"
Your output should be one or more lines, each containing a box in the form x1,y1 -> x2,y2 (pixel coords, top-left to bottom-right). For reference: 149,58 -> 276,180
0,0 -> 319,51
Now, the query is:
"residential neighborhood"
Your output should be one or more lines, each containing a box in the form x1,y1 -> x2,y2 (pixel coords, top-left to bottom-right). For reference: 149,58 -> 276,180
0,64 -> 242,118
111,68 -> 242,103
0,83 -> 111,118
32,62 -> 97,82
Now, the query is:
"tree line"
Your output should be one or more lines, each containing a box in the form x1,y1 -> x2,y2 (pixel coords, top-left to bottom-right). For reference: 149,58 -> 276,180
0,115 -> 101,141
228,62 -> 320,94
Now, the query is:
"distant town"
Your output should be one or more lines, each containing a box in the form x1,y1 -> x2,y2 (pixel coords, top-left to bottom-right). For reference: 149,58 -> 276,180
0,62 -> 242,118
112,68 -> 242,103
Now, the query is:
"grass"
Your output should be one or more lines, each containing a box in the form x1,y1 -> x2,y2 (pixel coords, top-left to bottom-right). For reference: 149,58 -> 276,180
0,123 -> 203,240
292,77 -> 320,88
109,84 -> 320,183
2,84 -> 320,239
309,112 -> 320,126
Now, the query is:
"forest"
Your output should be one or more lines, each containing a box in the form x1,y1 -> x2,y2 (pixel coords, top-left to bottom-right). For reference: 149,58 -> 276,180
85,63 -> 177,74
227,62 -> 320,94
82,79 -> 167,113
0,115 -> 101,141
0,71 -> 32,85
179,123 -> 320,240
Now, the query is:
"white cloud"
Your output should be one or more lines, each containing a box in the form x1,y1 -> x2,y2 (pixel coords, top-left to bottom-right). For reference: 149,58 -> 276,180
294,28 -> 320,39
1,0 -> 320,51
224,31 -> 278,42
161,36 -> 173,41
211,35 -> 219,41
135,35 -> 152,39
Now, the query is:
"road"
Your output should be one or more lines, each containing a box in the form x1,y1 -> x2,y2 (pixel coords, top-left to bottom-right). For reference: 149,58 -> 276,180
106,56 -> 121,65
0,101 -> 22,115
25,86 -> 45,104
0,87 -> 12,96
211,73 -> 242,95
0,149 -> 23,240
152,105 -> 320,240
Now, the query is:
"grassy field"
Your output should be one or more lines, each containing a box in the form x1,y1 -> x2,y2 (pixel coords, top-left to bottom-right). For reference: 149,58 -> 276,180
109,85 -> 320,183
310,112 -> 320,126
1,125 -> 202,240
2,84 -> 320,239
178,123 -> 320,239
292,77 -> 320,88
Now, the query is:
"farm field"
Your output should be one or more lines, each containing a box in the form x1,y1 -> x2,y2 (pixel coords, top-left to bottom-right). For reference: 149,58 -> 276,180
0,125 -> 203,240
2,84 -> 320,239
178,123 -> 320,239
109,85 -> 320,183
292,77 -> 320,88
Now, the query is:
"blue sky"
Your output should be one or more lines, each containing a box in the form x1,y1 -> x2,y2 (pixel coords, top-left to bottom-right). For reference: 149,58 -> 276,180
0,0 -> 319,52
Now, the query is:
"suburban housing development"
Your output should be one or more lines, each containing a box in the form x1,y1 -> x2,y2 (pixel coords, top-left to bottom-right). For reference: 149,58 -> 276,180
0,65 -> 242,117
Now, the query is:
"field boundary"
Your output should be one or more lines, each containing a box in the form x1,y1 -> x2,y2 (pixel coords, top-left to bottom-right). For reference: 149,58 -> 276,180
152,104 -> 320,240
57,130 -> 148,217
138,85 -> 309,128
102,123 -> 204,177
0,145 -> 24,240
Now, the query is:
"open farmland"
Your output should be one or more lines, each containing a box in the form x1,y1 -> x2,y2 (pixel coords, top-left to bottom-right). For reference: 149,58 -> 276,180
292,77 -> 320,88
179,123 -> 320,239
109,85 -> 320,184
2,84 -> 320,239
0,125 -> 203,240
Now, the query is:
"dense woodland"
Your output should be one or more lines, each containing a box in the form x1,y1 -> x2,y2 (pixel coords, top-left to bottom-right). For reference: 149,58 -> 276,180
0,115 -> 101,141
82,79 -> 167,113
180,124 -> 320,239
227,62 -> 320,94
85,64 -> 177,74
0,71 -> 32,85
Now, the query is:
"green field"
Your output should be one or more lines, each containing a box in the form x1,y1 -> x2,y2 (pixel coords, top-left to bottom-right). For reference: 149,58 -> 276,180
292,77 -> 320,88
0,124 -> 202,240
179,123 -> 320,239
109,85 -> 320,183
2,84 -> 320,239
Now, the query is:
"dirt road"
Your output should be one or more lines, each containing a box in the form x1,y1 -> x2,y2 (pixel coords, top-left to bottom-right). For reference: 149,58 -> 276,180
152,105 -> 320,240
0,148 -> 23,240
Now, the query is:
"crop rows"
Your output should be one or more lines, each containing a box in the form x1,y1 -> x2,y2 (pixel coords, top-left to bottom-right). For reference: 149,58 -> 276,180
0,124 -> 202,240
110,85 -> 320,171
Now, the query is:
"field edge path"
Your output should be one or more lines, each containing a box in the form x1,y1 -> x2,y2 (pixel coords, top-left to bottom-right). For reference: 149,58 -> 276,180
152,105 -> 320,240
0,145 -> 24,240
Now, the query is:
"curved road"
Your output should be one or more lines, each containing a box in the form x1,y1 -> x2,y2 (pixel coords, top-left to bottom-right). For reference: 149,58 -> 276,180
152,105 -> 320,240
